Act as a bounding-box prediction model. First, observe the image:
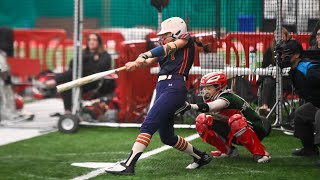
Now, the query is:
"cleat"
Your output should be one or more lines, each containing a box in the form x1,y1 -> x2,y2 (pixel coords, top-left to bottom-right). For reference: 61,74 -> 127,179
211,147 -> 239,158
105,162 -> 135,176
186,152 -> 212,169
253,154 -> 271,163
292,147 -> 319,157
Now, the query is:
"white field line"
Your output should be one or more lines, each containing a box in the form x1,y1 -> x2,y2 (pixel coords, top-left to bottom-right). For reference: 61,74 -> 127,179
79,121 -> 195,129
71,134 -> 200,180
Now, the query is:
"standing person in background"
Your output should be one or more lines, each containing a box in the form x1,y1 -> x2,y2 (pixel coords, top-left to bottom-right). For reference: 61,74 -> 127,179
278,39 -> 320,157
45,33 -> 115,113
105,17 -> 212,176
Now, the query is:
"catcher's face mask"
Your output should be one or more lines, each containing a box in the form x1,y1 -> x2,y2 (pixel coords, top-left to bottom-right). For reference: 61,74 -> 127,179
199,85 -> 220,102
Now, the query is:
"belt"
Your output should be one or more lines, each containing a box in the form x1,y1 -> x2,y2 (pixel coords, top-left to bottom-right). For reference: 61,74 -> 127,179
158,75 -> 186,82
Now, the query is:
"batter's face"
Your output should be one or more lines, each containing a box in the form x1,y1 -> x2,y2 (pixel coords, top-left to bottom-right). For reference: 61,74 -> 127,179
159,32 -> 173,45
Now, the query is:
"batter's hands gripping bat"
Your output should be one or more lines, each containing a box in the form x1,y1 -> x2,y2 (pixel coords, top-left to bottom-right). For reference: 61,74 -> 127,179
56,66 -> 126,93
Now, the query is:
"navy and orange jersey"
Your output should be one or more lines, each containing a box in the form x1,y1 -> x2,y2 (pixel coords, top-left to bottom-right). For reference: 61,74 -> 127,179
157,33 -> 195,79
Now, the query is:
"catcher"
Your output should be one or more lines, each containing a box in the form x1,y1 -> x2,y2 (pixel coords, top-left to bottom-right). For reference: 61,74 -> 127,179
175,72 -> 272,163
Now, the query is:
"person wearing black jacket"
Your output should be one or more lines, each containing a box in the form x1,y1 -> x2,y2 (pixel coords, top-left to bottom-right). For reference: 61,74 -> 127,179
257,27 -> 292,116
279,39 -> 320,157
46,33 -> 115,112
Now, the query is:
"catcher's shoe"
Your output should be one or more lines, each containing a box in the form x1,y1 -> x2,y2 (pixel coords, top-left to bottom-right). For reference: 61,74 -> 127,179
211,147 -> 239,158
253,153 -> 271,163
105,162 -> 135,176
186,152 -> 212,169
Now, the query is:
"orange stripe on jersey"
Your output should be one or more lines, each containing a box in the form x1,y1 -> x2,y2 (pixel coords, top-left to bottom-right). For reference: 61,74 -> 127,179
179,49 -> 188,74
136,139 -> 149,146
182,48 -> 189,73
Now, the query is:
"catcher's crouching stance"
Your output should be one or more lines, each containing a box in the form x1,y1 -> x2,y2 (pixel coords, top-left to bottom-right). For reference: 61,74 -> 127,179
176,72 -> 271,163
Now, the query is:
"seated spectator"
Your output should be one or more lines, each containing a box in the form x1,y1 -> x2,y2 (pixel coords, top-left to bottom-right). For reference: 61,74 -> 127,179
45,32 -> 115,113
257,27 -> 292,116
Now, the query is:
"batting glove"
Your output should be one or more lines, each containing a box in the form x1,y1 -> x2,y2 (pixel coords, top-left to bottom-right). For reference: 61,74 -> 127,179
174,102 -> 191,116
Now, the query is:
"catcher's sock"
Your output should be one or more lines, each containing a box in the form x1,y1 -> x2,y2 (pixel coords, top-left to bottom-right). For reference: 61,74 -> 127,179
124,133 -> 151,166
174,136 -> 200,159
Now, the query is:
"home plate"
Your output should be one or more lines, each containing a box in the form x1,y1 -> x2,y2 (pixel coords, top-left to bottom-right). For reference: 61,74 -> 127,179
71,162 -> 117,169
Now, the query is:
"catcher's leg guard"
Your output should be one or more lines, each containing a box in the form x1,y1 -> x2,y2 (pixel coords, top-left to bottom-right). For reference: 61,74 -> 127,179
204,130 -> 239,158
229,114 -> 270,163
205,130 -> 229,154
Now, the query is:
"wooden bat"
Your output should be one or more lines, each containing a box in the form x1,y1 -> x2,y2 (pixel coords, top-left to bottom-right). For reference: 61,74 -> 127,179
56,66 -> 126,93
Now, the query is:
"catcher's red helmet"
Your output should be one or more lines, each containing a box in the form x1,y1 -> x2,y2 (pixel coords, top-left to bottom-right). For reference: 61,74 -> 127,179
200,72 -> 227,101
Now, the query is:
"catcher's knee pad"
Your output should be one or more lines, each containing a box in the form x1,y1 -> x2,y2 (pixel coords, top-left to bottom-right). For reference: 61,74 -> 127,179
205,130 -> 230,154
228,114 -> 248,136
196,113 -> 213,136
228,114 -> 267,156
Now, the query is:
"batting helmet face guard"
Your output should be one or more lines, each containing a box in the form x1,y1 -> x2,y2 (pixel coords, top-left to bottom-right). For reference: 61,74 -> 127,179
279,39 -> 303,68
157,17 -> 188,39
200,72 -> 227,102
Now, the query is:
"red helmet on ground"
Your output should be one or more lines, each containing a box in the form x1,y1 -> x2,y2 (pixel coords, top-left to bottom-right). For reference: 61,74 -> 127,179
196,113 -> 213,135
200,72 -> 227,102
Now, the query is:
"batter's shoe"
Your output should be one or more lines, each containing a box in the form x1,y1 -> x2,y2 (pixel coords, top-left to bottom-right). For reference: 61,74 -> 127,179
105,162 -> 135,176
186,152 -> 213,169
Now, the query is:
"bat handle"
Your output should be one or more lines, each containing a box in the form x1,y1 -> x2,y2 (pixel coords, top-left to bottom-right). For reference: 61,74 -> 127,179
115,66 -> 127,72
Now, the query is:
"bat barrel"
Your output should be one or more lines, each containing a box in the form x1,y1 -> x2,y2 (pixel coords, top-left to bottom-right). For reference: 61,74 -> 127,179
56,66 -> 126,93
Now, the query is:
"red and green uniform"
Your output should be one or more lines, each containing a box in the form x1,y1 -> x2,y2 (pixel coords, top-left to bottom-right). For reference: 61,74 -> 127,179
212,90 -> 267,141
